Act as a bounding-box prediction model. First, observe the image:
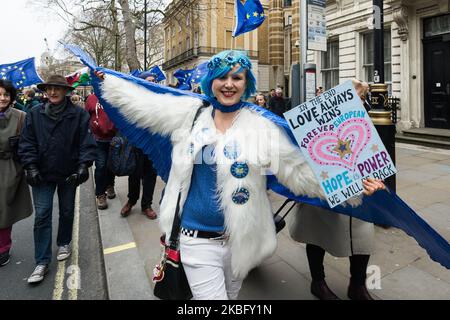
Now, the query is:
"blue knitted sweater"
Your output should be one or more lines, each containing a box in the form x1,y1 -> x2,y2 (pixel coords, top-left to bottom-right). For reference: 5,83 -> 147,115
181,146 -> 224,232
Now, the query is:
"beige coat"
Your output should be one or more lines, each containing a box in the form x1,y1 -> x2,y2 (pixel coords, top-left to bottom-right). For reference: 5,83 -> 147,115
289,203 -> 374,257
0,107 -> 33,229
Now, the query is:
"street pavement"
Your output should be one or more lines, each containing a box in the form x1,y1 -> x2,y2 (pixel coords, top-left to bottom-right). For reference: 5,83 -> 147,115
0,181 -> 108,300
98,142 -> 450,300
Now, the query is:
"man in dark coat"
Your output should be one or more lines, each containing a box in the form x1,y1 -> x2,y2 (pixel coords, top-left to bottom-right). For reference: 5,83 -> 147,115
267,87 -> 288,117
18,74 -> 97,284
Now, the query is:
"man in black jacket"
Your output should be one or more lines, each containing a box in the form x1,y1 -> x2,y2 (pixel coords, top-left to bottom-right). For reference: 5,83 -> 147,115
18,75 -> 97,284
267,87 -> 288,117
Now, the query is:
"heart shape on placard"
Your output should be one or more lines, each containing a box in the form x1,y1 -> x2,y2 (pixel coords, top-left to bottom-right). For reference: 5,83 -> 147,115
308,118 -> 371,171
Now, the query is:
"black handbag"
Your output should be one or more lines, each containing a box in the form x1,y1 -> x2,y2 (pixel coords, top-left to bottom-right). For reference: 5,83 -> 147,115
273,199 -> 296,233
8,111 -> 24,163
152,193 -> 192,300
152,105 -> 207,300
107,135 -> 137,176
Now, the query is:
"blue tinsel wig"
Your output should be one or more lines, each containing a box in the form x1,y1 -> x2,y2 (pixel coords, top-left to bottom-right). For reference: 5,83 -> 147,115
201,50 -> 257,100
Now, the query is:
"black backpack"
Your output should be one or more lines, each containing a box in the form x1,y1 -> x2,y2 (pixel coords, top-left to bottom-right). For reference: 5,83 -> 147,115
107,135 -> 137,176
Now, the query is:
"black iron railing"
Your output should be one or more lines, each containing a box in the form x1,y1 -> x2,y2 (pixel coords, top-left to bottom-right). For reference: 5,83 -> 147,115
386,96 -> 400,124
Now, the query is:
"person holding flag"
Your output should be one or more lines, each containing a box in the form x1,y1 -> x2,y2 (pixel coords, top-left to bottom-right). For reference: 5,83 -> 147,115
92,50 -> 384,300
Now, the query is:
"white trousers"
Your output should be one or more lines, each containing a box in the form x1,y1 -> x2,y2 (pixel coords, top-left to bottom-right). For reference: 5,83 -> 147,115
180,234 -> 243,300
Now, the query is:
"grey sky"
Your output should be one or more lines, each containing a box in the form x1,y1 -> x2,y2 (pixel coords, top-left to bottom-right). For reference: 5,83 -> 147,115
0,1 -> 67,66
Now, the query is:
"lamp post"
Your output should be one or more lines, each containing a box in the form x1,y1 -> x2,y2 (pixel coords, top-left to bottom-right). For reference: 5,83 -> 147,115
144,0 -> 148,70
369,0 -> 396,192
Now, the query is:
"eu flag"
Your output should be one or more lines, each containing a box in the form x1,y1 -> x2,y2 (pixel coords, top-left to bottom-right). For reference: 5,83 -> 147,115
189,62 -> 208,86
173,68 -> 194,90
130,69 -> 141,77
0,57 -> 43,88
232,0 -> 266,37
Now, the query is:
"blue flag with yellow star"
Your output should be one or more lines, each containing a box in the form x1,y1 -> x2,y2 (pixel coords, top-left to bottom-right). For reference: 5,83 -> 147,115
189,62 -> 208,86
0,57 -> 43,88
233,0 -> 266,37
174,68 -> 194,90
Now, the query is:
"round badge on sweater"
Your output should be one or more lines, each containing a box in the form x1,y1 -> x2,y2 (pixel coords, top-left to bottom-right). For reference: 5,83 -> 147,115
230,162 -> 249,179
223,140 -> 241,160
232,188 -> 250,205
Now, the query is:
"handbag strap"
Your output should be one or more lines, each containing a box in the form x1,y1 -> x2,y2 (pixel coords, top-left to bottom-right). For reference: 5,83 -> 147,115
16,111 -> 25,135
273,198 -> 297,221
168,102 -> 208,250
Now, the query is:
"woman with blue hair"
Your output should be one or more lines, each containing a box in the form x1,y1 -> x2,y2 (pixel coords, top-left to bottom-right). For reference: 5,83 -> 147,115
94,50 -> 384,300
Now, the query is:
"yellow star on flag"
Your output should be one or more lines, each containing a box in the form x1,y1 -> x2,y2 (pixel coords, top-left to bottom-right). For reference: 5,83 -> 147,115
260,13 -> 265,18
246,13 -> 250,19
253,11 -> 258,17
333,139 -> 353,159
14,66 -> 18,69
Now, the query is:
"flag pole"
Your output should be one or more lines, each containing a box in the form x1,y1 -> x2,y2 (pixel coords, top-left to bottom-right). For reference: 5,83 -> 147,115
300,0 -> 307,103
144,0 -> 148,70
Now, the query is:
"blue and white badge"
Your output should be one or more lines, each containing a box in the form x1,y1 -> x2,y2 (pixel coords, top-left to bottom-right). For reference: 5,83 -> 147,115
230,162 -> 249,179
232,188 -> 250,205
223,140 -> 241,160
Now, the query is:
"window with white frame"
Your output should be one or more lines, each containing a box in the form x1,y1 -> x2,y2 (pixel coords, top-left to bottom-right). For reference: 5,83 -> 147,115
362,30 -> 391,89
321,40 -> 339,90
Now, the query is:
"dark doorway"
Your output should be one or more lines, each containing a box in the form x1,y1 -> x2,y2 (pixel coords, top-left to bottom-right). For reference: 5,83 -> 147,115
423,37 -> 450,129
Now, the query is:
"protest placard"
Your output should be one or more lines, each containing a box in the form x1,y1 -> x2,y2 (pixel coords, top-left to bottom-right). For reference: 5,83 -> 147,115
284,80 -> 397,207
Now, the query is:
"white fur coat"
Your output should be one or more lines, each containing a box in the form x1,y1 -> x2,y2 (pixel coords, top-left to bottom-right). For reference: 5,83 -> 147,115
100,75 -> 359,279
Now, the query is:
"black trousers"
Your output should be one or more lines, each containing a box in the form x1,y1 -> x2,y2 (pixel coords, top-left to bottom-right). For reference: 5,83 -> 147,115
306,243 -> 370,286
127,149 -> 157,210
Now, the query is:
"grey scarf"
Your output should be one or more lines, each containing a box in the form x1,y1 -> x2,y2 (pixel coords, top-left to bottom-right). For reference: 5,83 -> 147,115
44,98 -> 67,120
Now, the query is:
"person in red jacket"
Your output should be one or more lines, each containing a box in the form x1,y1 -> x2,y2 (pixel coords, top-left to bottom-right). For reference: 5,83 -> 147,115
85,93 -> 117,209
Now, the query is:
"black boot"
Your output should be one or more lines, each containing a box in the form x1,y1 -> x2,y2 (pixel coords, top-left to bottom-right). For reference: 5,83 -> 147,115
311,280 -> 340,300
347,280 -> 374,300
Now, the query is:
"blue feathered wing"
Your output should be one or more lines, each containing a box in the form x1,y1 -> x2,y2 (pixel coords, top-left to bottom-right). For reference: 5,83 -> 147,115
64,44 -> 450,270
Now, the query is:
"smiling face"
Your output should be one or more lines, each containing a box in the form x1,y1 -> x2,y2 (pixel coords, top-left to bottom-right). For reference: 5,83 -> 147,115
211,64 -> 247,106
45,85 -> 69,105
0,87 -> 11,110
255,94 -> 266,106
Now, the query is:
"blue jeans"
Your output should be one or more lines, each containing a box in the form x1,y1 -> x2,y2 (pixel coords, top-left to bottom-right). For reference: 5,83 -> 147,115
32,182 -> 77,265
95,141 -> 115,196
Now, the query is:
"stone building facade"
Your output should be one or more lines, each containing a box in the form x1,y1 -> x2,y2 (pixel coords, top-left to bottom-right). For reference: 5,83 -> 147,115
162,0 -> 450,131
303,0 -> 450,131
